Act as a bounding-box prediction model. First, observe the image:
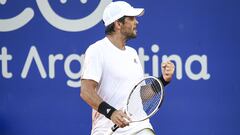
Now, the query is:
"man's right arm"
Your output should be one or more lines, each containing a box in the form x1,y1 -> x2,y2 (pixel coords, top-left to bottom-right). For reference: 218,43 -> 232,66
80,79 -> 130,128
80,79 -> 102,111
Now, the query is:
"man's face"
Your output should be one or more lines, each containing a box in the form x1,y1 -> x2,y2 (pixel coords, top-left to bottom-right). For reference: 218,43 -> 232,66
120,16 -> 138,39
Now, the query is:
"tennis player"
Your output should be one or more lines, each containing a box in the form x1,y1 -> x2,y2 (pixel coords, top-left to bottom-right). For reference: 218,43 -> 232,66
80,1 -> 175,135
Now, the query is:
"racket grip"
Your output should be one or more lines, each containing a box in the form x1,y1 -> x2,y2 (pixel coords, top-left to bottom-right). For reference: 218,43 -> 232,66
105,124 -> 119,135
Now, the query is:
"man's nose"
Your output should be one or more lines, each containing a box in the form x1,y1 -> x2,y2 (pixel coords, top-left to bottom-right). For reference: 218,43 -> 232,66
135,18 -> 139,24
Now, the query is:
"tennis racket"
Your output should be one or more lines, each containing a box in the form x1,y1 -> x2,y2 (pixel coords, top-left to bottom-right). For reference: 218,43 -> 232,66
105,76 -> 164,135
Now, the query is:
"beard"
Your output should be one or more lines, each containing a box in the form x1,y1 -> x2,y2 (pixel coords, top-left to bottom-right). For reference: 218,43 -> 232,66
123,29 -> 137,40
126,33 -> 137,40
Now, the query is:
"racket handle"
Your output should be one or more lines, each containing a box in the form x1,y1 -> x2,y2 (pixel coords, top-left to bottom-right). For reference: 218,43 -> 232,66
105,124 -> 119,135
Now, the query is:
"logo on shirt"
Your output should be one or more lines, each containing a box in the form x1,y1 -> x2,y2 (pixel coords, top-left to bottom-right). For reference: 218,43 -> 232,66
134,58 -> 138,64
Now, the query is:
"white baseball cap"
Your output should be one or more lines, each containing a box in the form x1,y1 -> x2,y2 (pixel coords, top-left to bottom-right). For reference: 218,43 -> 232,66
102,1 -> 144,26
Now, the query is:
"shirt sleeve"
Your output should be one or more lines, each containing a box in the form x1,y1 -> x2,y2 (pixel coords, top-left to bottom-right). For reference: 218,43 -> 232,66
81,45 -> 103,83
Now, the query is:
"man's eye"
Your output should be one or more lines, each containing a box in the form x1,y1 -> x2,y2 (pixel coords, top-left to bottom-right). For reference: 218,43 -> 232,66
126,16 -> 135,21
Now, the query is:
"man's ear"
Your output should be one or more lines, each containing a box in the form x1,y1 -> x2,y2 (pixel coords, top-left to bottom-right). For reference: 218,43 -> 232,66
114,21 -> 122,31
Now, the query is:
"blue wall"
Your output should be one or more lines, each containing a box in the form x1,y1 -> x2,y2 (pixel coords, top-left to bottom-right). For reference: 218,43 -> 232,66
0,0 -> 240,135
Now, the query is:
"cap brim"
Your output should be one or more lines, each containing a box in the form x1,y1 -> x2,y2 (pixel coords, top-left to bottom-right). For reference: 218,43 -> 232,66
125,8 -> 144,17
104,8 -> 144,26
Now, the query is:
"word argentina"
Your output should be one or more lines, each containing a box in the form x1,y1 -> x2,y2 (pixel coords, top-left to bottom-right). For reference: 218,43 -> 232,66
0,44 -> 210,88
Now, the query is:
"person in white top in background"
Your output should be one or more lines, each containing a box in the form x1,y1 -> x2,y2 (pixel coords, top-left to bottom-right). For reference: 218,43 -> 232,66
80,1 -> 175,135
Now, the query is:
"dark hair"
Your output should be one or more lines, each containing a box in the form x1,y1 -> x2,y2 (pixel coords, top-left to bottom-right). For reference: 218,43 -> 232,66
105,16 -> 126,35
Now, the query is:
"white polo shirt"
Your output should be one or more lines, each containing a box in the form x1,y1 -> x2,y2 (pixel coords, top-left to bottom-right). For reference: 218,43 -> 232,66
81,37 -> 153,135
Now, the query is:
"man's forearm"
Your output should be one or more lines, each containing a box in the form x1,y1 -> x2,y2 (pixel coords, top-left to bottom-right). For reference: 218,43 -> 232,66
80,79 -> 103,111
80,79 -> 116,119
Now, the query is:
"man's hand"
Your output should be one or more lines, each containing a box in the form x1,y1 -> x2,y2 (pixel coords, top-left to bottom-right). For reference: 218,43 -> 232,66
110,110 -> 131,128
161,61 -> 175,82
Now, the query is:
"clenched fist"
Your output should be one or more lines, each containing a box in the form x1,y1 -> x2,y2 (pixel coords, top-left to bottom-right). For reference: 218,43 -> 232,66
161,61 -> 175,82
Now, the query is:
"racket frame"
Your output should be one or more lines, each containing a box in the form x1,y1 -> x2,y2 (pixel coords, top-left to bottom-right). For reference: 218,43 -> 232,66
106,76 -> 165,135
126,76 -> 164,122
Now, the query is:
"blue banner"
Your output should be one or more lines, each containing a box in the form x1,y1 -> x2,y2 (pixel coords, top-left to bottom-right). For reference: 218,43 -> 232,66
0,0 -> 240,135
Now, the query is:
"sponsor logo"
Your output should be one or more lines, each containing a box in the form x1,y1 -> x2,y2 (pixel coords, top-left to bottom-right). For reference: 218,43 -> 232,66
0,0 -> 112,32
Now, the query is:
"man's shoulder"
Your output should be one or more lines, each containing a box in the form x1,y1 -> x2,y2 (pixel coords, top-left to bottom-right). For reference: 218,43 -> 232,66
86,37 -> 106,52
88,37 -> 106,50
126,45 -> 137,54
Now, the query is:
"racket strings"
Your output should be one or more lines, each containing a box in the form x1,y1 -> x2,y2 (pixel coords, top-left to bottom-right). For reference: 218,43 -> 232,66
141,78 -> 162,115
127,78 -> 163,121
